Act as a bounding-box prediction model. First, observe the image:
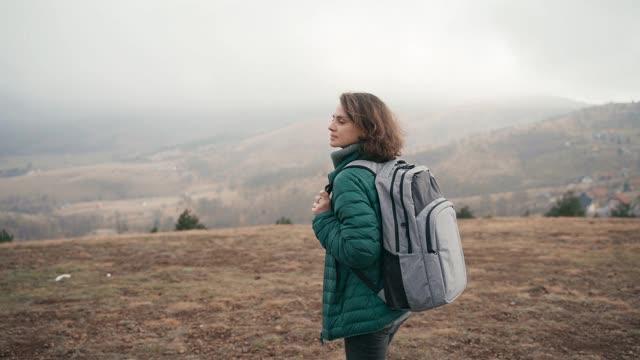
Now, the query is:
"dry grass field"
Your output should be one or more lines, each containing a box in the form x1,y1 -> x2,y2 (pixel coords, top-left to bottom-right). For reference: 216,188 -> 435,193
1,218 -> 639,359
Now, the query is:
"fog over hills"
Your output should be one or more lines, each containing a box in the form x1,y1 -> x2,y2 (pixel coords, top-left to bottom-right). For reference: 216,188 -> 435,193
0,93 -> 322,157
0,94 -> 584,158
135,95 -> 587,183
401,96 -> 588,152
2,99 -> 639,240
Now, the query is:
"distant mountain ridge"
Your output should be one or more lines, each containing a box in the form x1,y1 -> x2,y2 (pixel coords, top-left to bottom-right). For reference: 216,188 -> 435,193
400,95 -> 588,152
407,102 -> 640,197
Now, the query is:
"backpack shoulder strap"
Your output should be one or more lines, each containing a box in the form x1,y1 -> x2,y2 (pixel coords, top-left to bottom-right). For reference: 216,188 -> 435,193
345,159 -> 407,175
342,158 -> 399,303
344,159 -> 384,174
326,160 -> 384,195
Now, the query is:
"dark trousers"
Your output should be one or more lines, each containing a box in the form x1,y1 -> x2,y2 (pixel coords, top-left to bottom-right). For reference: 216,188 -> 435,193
343,318 -> 406,360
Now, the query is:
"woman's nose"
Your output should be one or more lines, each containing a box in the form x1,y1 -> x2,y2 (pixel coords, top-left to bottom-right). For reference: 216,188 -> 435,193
328,121 -> 336,131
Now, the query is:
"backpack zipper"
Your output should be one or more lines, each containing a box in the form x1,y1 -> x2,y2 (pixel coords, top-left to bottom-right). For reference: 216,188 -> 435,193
390,166 -> 402,253
425,199 -> 447,254
399,169 -> 413,254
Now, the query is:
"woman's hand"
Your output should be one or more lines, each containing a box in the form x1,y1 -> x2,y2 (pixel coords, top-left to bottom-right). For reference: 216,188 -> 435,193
311,190 -> 331,216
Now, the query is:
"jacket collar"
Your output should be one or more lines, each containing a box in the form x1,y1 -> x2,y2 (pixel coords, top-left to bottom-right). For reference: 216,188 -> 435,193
331,143 -> 361,169
326,143 -> 362,194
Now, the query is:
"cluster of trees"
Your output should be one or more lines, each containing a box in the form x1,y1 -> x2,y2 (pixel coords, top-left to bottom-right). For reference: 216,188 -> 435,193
454,190 -> 637,219
545,191 -> 585,217
545,191 -> 636,217
0,228 -> 13,243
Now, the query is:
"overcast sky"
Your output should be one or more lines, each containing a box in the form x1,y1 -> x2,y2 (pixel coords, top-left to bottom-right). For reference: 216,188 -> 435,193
1,0 -> 638,113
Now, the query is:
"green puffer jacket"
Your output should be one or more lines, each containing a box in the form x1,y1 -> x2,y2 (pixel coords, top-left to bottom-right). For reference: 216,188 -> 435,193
312,143 -> 408,342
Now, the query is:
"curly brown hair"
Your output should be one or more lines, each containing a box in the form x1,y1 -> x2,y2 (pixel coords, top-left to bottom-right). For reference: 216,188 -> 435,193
339,92 -> 404,162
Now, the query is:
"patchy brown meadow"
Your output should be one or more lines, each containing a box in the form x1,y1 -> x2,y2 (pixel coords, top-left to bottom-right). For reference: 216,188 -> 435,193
1,218 -> 639,359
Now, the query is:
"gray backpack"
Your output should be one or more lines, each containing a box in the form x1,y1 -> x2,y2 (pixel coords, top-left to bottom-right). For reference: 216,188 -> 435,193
345,159 -> 467,312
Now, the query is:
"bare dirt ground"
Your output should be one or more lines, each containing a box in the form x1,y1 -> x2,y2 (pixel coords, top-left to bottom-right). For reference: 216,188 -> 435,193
1,217 -> 639,359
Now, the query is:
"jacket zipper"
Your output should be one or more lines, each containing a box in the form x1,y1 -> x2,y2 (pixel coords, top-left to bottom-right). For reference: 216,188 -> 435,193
425,199 -> 447,253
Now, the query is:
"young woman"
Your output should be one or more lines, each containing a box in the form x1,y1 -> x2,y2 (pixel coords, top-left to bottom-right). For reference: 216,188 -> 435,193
311,92 -> 410,359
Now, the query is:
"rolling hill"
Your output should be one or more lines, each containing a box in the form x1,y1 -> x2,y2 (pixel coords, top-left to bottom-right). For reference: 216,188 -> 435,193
407,102 -> 640,197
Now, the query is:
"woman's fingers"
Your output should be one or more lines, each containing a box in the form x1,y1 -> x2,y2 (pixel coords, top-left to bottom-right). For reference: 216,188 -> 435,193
312,190 -> 331,215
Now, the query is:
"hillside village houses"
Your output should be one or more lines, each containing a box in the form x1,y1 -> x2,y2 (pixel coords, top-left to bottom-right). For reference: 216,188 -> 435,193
580,176 -> 593,184
576,186 -> 640,217
564,168 -> 640,217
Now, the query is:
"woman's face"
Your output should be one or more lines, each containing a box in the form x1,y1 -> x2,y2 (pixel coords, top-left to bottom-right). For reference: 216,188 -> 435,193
329,104 -> 364,148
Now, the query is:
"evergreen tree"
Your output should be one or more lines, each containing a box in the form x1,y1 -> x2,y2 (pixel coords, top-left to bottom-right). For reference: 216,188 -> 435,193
545,191 -> 585,217
175,209 -> 206,231
456,205 -> 474,219
276,216 -> 293,225
150,219 -> 160,233
0,228 -> 14,243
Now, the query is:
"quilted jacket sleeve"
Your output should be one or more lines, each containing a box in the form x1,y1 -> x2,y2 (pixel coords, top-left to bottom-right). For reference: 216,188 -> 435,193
312,168 -> 381,269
